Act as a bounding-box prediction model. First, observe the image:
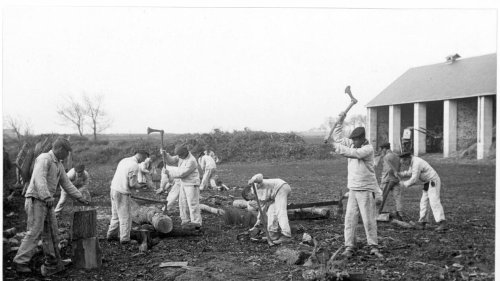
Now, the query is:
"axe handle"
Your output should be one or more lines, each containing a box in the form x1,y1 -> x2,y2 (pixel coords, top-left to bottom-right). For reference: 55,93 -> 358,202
324,97 -> 358,144
160,132 -> 166,169
251,184 -> 274,246
131,195 -> 167,204
46,207 -> 63,265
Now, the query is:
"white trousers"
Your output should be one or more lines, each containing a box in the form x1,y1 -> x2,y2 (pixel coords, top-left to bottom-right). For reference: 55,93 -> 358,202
344,190 -> 378,247
166,181 -> 180,211
14,198 -> 58,265
200,168 -> 216,190
267,184 -> 292,237
107,189 -> 132,242
179,183 -> 202,226
419,176 -> 445,223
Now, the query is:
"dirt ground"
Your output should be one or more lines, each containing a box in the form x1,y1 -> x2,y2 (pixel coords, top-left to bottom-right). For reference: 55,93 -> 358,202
2,156 -> 496,281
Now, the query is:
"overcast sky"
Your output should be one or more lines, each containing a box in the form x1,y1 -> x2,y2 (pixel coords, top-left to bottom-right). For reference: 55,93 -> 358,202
1,3 -> 497,134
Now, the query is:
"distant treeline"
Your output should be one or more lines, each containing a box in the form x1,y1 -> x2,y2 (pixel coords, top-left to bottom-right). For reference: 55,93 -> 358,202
4,129 -> 336,166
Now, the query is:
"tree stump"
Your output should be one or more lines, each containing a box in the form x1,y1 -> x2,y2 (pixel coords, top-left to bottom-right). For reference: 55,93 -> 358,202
72,209 -> 101,269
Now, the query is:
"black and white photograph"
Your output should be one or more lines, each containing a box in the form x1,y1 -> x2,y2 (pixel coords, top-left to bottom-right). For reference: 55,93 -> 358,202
1,1 -> 497,280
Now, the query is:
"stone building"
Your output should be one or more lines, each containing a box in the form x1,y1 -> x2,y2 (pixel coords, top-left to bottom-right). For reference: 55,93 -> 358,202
366,53 -> 496,159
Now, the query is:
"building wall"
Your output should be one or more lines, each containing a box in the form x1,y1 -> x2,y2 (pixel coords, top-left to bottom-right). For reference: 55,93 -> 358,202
377,107 -> 389,146
457,97 -> 478,150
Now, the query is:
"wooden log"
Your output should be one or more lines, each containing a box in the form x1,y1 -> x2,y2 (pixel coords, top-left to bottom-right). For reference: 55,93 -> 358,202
73,237 -> 102,269
130,199 -> 173,234
391,219 -> 415,229
232,199 -> 249,209
287,208 -> 330,221
72,210 -> 97,240
222,207 -> 257,227
3,227 -> 17,238
199,204 -> 225,215
294,207 -> 330,217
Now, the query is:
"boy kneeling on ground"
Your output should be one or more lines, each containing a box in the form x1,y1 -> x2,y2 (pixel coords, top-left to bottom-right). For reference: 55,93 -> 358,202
243,173 -> 292,245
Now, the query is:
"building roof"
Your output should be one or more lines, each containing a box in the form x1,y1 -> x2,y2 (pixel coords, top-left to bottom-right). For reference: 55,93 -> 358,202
366,53 -> 497,107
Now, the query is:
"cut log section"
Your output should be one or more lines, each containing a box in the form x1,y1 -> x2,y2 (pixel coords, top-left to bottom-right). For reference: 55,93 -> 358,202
130,199 -> 173,234
199,204 -> 257,227
72,210 -> 97,240
73,237 -> 102,269
72,209 -> 101,269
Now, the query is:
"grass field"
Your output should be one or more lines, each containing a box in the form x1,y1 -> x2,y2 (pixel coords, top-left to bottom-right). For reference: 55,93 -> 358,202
2,156 -> 495,280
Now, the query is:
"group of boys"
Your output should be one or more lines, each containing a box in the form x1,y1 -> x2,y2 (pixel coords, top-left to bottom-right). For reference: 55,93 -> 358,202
330,114 -> 447,258
13,123 -> 447,274
241,116 -> 447,258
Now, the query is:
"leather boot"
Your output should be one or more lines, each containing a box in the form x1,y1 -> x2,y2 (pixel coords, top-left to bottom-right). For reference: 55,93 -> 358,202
435,220 -> 448,232
341,247 -> 355,258
15,263 -> 32,274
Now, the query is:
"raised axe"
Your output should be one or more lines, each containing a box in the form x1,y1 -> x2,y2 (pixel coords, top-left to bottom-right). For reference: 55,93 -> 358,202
324,86 -> 358,144
147,127 -> 166,168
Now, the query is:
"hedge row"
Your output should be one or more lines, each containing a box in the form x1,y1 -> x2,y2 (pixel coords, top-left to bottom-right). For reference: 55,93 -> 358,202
69,130 -> 335,165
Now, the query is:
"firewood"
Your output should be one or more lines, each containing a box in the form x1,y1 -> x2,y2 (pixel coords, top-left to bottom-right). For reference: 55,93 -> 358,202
130,199 -> 173,234
73,237 -> 102,269
287,208 -> 330,221
390,219 -> 415,229
199,204 -> 224,215
72,210 -> 97,240
72,209 -> 101,269
3,227 -> 16,238
232,199 -> 249,209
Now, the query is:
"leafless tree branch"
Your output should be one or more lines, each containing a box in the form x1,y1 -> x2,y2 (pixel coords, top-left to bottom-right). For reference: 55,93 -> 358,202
56,95 -> 86,136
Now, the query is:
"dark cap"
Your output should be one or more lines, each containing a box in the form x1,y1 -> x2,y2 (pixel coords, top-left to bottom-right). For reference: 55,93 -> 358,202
379,142 -> 391,149
399,151 -> 412,158
349,127 -> 365,139
75,164 -> 85,173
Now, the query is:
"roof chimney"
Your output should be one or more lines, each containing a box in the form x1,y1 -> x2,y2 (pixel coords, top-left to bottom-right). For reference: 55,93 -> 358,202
445,53 -> 461,64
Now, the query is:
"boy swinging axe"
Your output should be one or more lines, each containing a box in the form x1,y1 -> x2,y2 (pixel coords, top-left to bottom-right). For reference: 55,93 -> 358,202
325,86 -> 384,259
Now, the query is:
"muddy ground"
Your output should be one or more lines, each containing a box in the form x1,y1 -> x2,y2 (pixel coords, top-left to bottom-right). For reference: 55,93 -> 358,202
2,156 -> 495,280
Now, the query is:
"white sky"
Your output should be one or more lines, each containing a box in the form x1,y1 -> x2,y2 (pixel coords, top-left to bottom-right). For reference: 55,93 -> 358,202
1,2 -> 498,134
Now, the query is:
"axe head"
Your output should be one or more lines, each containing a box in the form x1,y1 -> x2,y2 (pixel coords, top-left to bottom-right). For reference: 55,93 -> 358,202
147,127 -> 164,135
345,86 -> 351,95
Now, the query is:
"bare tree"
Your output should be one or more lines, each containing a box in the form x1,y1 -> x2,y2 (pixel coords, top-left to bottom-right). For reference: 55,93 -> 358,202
83,94 -> 112,141
23,120 -> 34,137
5,115 -> 23,141
57,96 -> 86,136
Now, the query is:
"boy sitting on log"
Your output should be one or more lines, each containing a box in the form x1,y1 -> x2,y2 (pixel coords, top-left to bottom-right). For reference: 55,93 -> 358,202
243,174 -> 292,245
